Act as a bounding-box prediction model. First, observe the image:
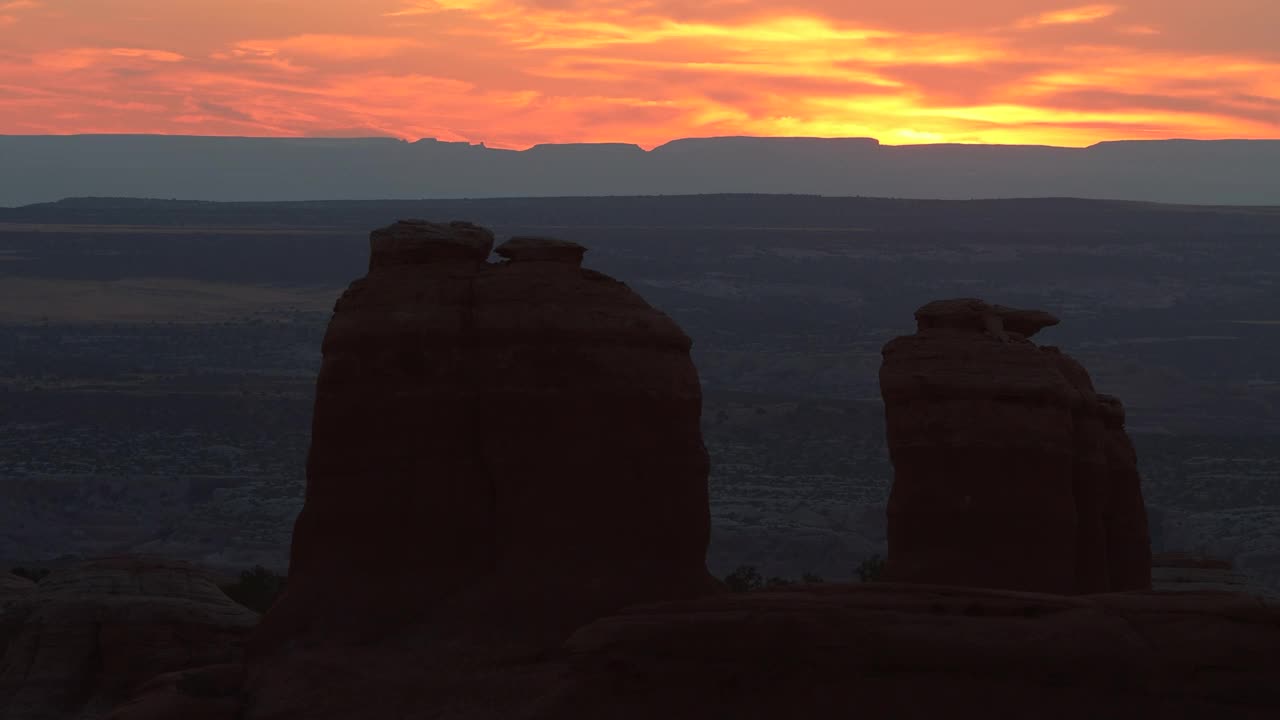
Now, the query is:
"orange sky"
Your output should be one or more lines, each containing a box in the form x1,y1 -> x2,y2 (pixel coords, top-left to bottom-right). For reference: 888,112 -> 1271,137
2,1 -> 1278,148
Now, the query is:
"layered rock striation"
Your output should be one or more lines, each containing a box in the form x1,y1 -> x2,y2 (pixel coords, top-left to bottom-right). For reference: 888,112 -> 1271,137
879,298 -> 1151,594
254,220 -> 720,656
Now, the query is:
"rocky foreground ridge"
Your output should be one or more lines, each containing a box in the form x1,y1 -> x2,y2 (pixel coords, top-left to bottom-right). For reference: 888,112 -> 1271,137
0,557 -> 256,719
1,221 -> 1276,719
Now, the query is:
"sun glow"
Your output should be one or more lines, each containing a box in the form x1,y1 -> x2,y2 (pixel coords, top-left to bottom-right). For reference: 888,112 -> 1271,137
0,0 -> 1277,147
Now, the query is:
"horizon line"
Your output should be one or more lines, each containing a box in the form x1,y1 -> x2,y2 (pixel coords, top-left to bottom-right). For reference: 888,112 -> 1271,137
3,132 -> 1277,153
7,193 -> 1280,212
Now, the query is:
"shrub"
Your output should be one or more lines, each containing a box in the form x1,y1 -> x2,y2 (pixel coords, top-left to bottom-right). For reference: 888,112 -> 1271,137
723,565 -> 764,592
724,566 -> 826,591
10,566 -> 50,583
856,554 -> 886,582
219,565 -> 286,614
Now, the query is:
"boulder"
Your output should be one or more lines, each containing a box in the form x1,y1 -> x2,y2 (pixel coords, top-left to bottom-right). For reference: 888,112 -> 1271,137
495,236 -> 587,264
913,297 -> 1060,338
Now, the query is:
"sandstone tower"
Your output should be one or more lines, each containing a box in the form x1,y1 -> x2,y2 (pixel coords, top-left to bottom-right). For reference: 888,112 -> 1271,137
252,221 -> 720,654
879,298 -> 1152,594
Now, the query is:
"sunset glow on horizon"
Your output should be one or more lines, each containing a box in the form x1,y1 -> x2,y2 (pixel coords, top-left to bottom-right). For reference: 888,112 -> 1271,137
2,0 -> 1278,149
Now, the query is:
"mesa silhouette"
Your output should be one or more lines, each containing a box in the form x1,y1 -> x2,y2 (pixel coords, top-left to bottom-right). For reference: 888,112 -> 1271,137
3,135 -> 1280,206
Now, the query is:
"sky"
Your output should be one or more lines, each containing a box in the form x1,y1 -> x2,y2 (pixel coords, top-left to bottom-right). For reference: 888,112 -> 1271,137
1,1 -> 1278,149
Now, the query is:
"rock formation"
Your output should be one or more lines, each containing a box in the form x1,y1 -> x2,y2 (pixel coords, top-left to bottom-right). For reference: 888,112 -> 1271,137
879,298 -> 1151,594
132,585 -> 1280,720
97,239 -> 1280,720
0,556 -> 257,720
251,220 -> 720,659
521,583 -> 1280,719
1099,394 -> 1154,590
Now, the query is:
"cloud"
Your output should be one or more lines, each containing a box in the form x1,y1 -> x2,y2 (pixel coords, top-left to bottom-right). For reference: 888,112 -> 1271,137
1016,4 -> 1119,29
0,0 -> 37,26
385,0 -> 497,15
34,47 -> 184,70
189,98 -> 257,122
108,48 -> 185,61
232,34 -> 423,60
304,126 -> 400,137
0,0 -> 1276,148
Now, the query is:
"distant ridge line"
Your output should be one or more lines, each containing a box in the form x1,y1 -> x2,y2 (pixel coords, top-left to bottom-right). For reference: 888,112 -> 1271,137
3,135 -> 1279,206
14,194 -> 1280,210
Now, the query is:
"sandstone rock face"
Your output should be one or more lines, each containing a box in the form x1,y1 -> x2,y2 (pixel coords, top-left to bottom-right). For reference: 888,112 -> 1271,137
254,221 -> 719,657
1099,395 -> 1153,591
494,235 -> 588,264
879,298 -> 1151,594
0,556 -> 257,720
914,297 -> 1060,338
524,584 -> 1280,720
241,584 -> 1280,720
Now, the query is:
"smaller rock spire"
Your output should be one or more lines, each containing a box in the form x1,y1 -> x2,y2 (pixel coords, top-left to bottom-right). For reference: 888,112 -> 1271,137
495,236 -> 587,266
914,297 -> 1060,338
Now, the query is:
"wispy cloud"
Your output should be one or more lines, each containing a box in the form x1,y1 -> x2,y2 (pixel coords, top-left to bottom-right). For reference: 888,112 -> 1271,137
232,34 -> 424,60
1016,4 -> 1120,29
384,0 -> 497,15
34,47 -> 184,70
0,0 -> 1276,147
0,0 -> 38,24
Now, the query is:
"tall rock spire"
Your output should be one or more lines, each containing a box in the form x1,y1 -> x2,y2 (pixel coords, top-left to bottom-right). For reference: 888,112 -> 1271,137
252,220 -> 720,655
